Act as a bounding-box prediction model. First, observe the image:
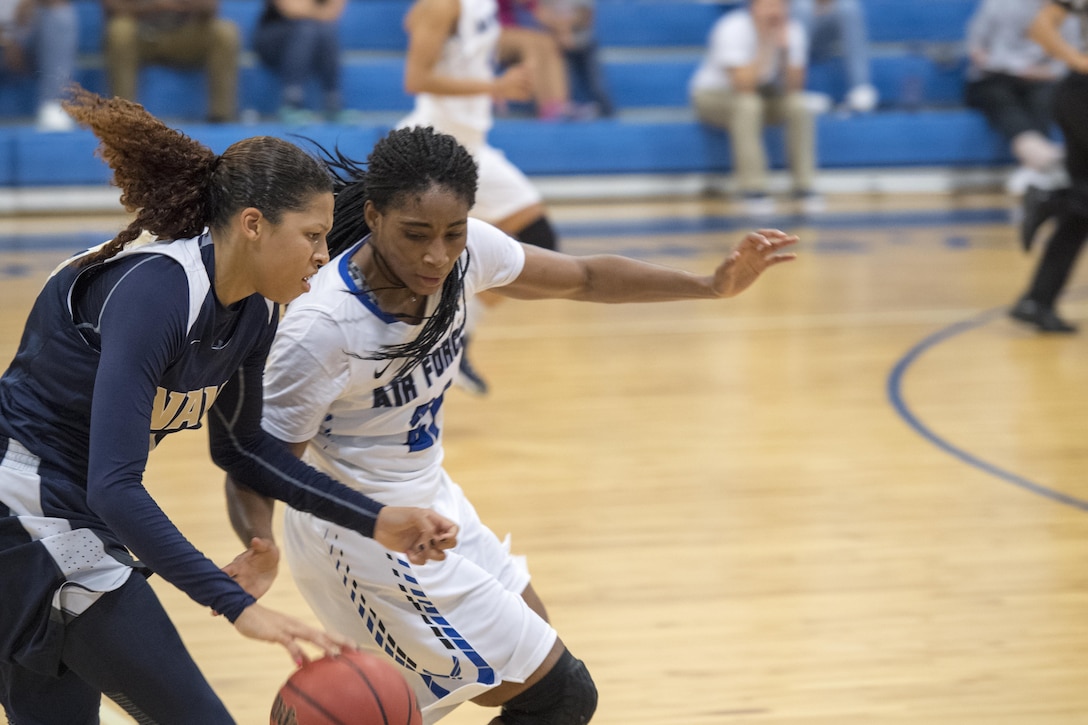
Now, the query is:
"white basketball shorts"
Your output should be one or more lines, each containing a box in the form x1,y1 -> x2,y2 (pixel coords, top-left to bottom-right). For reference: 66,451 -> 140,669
282,475 -> 557,724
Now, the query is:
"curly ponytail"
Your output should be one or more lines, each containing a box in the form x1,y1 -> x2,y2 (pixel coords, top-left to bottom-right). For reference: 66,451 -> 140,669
62,86 -> 332,266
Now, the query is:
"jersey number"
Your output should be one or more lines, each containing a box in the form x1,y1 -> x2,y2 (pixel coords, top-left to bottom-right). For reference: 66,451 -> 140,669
406,394 -> 445,452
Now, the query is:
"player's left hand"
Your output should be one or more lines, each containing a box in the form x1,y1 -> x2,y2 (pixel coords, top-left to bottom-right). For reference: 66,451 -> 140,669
222,536 -> 281,600
712,229 -> 798,298
375,507 -> 459,565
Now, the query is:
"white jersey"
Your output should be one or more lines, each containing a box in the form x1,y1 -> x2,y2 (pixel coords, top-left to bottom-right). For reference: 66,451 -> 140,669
261,218 -> 525,507
689,9 -> 808,94
404,0 -> 500,147
265,219 -> 558,721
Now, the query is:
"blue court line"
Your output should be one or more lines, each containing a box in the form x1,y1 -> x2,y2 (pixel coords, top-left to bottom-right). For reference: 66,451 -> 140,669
0,207 -> 1014,253
886,306 -> 1088,512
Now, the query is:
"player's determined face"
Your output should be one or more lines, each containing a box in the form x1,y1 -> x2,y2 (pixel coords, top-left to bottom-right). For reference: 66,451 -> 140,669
365,184 -> 471,299
252,191 -> 334,304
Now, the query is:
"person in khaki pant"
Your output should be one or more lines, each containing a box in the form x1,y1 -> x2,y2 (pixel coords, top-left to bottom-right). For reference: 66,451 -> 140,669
689,0 -> 821,219
103,0 -> 239,122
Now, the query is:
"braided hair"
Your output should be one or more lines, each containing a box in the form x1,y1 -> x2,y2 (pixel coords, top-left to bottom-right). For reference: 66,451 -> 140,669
62,86 -> 332,266
318,126 -> 479,377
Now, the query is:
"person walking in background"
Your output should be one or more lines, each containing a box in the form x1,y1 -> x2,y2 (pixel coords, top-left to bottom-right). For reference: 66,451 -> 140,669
399,0 -> 562,395
253,0 -> 349,124
690,0 -> 822,220
965,0 -> 1072,196
0,0 -> 78,131
103,0 -> 240,123
0,88 -> 457,724
535,0 -> 614,118
791,0 -> 878,114
1012,0 -> 1088,333
224,125 -> 798,724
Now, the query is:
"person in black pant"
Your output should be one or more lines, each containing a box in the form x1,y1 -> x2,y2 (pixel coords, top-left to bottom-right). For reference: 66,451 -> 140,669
1014,0 -> 1088,333
964,0 -> 1068,196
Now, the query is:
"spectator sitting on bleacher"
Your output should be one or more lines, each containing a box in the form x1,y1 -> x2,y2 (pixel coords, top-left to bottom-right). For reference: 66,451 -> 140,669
964,0 -> 1072,196
254,0 -> 349,124
496,0 -> 575,120
792,0 -> 878,114
533,0 -> 614,118
0,0 -> 77,131
690,0 -> 822,219
103,0 -> 240,123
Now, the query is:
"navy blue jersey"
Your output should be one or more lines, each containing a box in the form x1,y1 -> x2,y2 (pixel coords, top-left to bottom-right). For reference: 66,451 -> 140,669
0,233 -> 384,627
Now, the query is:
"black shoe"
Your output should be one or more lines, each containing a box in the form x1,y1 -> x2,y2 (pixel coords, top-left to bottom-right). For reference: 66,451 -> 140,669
1019,185 -> 1065,252
1009,298 -> 1078,333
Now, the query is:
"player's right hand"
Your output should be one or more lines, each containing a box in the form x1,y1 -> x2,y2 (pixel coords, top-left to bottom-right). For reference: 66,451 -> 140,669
374,506 -> 459,565
222,536 -> 280,600
234,603 -> 355,666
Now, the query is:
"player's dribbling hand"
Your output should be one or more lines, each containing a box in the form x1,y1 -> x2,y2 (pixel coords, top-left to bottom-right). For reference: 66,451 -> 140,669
712,229 -> 798,298
234,603 -> 356,666
222,536 -> 280,600
375,507 -> 459,565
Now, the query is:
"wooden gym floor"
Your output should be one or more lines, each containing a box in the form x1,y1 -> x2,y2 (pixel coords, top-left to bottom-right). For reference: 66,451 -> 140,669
1,191 -> 1086,724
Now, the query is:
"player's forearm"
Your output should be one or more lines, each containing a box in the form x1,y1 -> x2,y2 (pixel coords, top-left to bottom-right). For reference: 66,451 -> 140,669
226,475 -> 277,544
570,255 -> 715,303
404,70 -> 498,97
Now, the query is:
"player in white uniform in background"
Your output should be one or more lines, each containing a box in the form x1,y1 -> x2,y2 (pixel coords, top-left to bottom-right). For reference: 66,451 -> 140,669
224,126 -> 798,724
397,0 -> 557,395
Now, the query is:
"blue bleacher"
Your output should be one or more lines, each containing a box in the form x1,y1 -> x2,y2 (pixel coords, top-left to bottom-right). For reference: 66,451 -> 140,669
0,0 -> 1001,188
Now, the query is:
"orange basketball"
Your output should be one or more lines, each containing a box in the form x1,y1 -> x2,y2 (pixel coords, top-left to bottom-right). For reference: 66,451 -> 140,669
270,649 -> 422,725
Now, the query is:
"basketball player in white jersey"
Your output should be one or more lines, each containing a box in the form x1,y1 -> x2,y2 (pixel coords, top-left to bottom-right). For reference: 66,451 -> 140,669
398,0 -> 559,395
224,126 -> 798,724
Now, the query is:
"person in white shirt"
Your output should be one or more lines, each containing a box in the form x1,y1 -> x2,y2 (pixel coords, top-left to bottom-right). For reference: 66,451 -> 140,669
689,0 -> 821,219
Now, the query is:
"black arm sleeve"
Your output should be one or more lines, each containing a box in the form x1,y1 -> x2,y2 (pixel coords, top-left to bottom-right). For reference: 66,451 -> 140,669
86,258 -> 256,622
208,330 -> 385,539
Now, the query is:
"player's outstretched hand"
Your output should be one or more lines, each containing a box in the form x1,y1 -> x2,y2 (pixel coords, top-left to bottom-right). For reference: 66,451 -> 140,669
234,603 -> 355,666
222,536 -> 280,600
375,507 -> 459,565
713,229 -> 798,298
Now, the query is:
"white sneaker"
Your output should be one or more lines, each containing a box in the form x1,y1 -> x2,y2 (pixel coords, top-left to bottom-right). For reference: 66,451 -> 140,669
741,194 -> 776,220
1005,166 -> 1059,196
801,91 -> 833,115
36,101 -> 74,132
846,84 -> 879,114
796,191 -> 827,216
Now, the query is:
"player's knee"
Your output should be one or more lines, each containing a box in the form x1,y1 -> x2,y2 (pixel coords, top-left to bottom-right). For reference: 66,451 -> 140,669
515,217 -> 558,251
500,649 -> 597,725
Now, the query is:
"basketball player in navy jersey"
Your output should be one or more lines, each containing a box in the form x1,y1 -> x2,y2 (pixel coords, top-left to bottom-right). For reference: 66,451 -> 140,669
0,89 -> 457,724
223,126 -> 798,724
